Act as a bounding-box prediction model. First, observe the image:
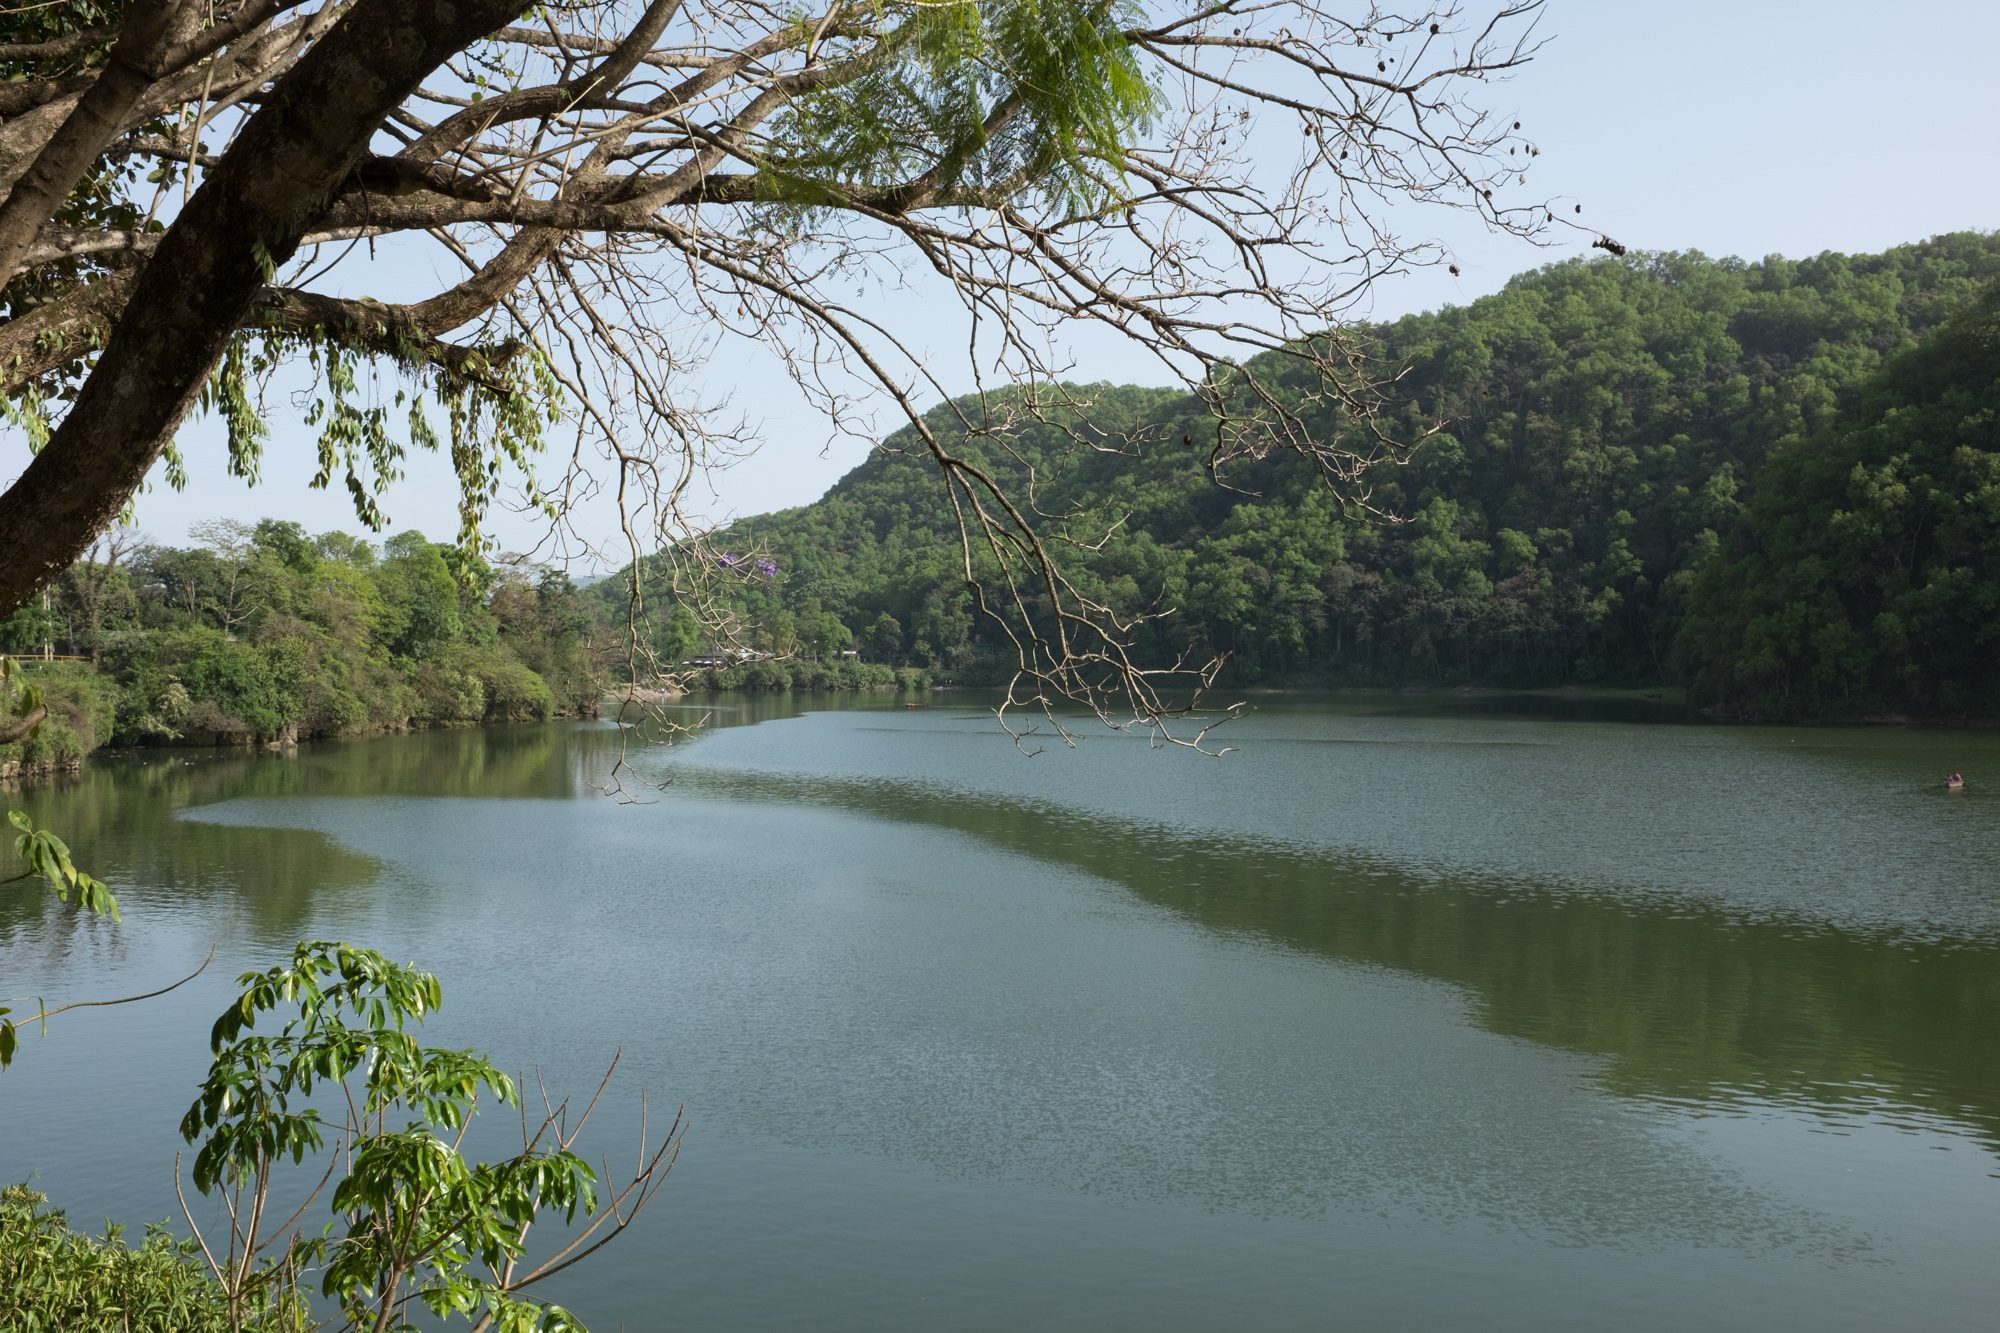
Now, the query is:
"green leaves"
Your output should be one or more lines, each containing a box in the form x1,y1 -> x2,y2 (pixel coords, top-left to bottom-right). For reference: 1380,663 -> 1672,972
323,1130 -> 598,1323
7,806 -> 120,922
2,652 -> 45,730
618,234 -> 2000,697
1680,282 -> 2000,717
182,941 -> 610,1331
0,1183 -> 309,1333
191,326 -> 559,568
764,0 -> 1157,215
197,337 -> 269,486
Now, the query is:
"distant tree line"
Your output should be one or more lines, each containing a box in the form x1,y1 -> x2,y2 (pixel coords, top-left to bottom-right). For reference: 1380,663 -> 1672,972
1,521 -> 608,774
15,236 -> 1999,757
617,234 -> 2000,720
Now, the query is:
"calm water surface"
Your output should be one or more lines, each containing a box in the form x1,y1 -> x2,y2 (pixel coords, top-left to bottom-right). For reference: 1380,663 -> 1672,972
5,694 -> 1999,1330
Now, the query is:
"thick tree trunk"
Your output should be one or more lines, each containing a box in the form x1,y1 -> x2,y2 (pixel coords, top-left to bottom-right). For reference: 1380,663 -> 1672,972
0,0 -> 527,619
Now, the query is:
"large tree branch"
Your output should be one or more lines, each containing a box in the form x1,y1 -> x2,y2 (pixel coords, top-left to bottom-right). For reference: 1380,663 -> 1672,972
154,1 -> 305,81
0,0 -> 533,619
0,4 -> 353,203
11,162 -> 1019,280
311,172 -> 1011,232
0,1 -> 189,286
0,27 -> 118,65
0,72 -> 94,124
0,267 -> 138,390
121,3 -> 351,152
254,286 -> 522,387
405,0 -> 686,166
0,704 -> 49,747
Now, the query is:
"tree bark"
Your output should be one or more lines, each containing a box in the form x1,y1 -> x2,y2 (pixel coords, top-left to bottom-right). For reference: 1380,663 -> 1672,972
0,0 -> 529,619
0,2 -> 184,287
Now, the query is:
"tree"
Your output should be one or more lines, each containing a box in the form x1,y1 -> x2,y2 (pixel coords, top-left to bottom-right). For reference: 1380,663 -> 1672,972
762,607 -> 798,659
1678,283 -> 2000,719
378,531 -> 463,660
1,942 -> 679,1331
60,525 -> 144,663
646,236 -> 2000,694
656,604 -> 700,667
810,610 -> 852,661
865,612 -> 904,664
185,518 -> 261,632
0,0 -> 1568,740
174,942 -> 677,1333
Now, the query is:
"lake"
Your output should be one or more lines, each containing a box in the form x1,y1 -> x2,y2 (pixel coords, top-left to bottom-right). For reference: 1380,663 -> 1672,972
6,694 -> 1999,1330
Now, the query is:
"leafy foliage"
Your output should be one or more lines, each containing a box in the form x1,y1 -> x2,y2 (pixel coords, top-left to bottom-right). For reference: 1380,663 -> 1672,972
0,941 -> 651,1329
613,234 -> 2000,715
0,1184 -> 306,1333
0,524 -> 612,752
2,528 -> 611,1071
766,0 -> 1157,213
179,942 -> 613,1332
1678,284 -> 2000,717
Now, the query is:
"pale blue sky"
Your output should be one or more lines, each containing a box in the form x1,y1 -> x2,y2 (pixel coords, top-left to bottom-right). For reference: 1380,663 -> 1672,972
10,1 -> 1999,565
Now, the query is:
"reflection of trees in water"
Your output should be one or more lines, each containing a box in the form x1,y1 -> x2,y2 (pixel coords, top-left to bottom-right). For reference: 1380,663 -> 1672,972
1305,690 -> 1689,726
2,723 -> 629,944
2,762 -> 380,947
680,765 -> 2000,1151
15,709 -> 1993,1147
275,721 -> 599,801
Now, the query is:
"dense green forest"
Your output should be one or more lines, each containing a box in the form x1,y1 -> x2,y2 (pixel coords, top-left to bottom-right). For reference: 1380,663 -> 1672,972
619,233 -> 2000,719
10,235 -> 1999,763
0,522 -> 608,776
1680,284 -> 2000,718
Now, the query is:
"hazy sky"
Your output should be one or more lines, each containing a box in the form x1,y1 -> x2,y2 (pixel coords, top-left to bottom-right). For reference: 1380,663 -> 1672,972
8,1 -> 1998,567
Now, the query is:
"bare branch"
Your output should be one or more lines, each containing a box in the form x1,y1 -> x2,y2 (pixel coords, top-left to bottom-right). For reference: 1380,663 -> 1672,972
5,944 -> 216,1026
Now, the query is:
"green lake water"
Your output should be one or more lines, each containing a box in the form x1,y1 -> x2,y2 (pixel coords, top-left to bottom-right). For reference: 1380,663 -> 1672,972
5,694 -> 1999,1329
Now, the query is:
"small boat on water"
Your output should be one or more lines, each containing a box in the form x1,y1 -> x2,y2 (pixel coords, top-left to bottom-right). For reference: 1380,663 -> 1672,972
1945,771 -> 1966,791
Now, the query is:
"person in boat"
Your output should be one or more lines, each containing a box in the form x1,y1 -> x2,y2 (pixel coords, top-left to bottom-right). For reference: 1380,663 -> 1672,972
1945,771 -> 1965,789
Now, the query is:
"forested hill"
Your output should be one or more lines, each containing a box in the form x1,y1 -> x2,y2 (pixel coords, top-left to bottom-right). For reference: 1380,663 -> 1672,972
1678,282 -> 2000,719
627,233 -> 2000,717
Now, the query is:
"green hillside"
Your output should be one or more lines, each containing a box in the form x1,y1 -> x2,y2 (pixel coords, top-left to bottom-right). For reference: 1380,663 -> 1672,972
625,233 -> 2000,716
1679,283 -> 2000,718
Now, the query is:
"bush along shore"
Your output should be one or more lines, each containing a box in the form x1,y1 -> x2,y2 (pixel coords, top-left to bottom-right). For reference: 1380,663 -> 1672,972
0,522 -> 941,782
665,660 -> 933,694
1,523 -> 612,781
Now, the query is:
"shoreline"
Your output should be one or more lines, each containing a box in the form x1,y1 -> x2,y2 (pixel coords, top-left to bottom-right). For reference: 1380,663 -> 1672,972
1,706 -> 601,788
11,683 -> 1995,790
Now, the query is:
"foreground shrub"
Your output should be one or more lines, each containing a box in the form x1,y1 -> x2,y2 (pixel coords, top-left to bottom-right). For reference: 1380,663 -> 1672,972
0,1183 -> 308,1333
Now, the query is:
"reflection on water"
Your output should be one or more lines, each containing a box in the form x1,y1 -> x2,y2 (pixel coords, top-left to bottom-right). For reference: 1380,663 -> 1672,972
662,761 -> 2000,1152
5,696 -> 2000,1330
2,722 -> 599,945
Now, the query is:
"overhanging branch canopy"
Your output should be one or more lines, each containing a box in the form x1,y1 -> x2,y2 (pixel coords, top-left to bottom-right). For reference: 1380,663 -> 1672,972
0,0 -> 1579,739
